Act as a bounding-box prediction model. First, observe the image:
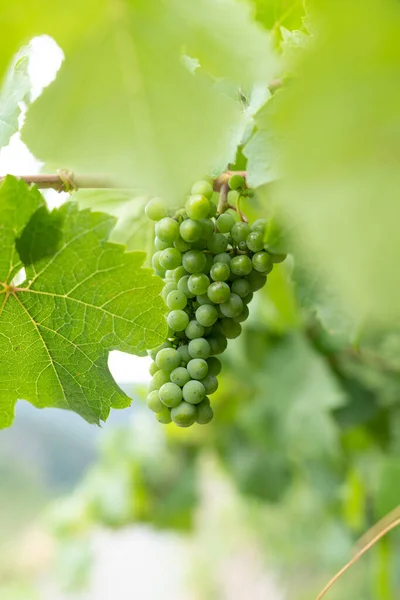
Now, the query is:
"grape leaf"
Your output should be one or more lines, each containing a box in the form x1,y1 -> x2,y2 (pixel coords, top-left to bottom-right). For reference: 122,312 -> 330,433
18,0 -> 275,200
0,176 -> 167,429
0,45 -> 31,149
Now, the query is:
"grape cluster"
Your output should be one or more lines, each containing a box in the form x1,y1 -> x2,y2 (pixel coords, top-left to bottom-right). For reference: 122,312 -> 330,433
145,175 -> 285,427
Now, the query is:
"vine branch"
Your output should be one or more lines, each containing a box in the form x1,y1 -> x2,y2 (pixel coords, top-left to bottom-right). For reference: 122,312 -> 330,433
0,170 -> 247,193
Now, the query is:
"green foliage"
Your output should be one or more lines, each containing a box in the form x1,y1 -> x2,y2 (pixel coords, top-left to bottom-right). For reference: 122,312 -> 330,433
0,45 -> 31,149
0,176 -> 167,428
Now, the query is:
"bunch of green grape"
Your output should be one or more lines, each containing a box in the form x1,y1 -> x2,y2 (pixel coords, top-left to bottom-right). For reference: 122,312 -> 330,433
145,174 -> 285,427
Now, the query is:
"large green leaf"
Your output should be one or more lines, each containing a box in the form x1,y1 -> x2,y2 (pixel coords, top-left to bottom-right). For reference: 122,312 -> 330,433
272,0 -> 400,321
18,0 -> 275,199
0,176 -> 167,428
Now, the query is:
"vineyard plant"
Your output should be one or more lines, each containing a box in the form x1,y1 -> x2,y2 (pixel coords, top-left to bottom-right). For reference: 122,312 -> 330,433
0,1 -> 399,599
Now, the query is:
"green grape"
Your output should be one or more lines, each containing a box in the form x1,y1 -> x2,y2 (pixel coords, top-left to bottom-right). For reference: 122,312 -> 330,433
187,358 -> 208,380
252,251 -> 273,273
149,361 -> 159,376
191,180 -> 214,199
161,281 -> 177,300
160,247 -> 182,270
200,218 -> 215,239
233,304 -> 249,323
171,401 -> 197,427
156,405 -> 172,424
200,374 -> 218,395
177,344 -> 191,364
148,340 -> 172,361
155,217 -> 180,243
238,241 -> 247,252
220,293 -> 243,318
207,233 -> 229,254
145,198 -> 167,221
188,273 -> 210,295
177,275 -> 196,298
228,174 -> 245,190
267,251 -> 287,263
174,237 -> 191,252
159,382 -> 183,407
230,255 -> 253,276
219,317 -> 242,339
213,253 -> 231,266
210,262 -> 230,281
155,237 -> 171,251
182,380 -> 206,404
196,399 -> 213,424
155,348 -> 181,372
246,231 -> 264,252
231,278 -> 251,298
242,292 -> 253,305
216,213 -> 235,233
182,250 -> 207,273
207,333 -> 227,355
197,293 -> 214,305
165,269 -> 175,280
252,218 -> 268,235
180,219 -> 203,242
188,337 -> 211,359
151,251 -> 163,272
190,238 -> 207,250
207,281 -> 231,304
185,194 -> 211,220
151,369 -> 170,389
202,253 -> 214,275
170,367 -> 191,387
203,325 -> 213,336
206,357 -> 222,376
167,310 -> 189,332
231,222 -> 251,243
196,304 -> 219,327
208,205 -> 217,220
147,390 -> 163,412
173,266 -> 188,283
166,290 -> 187,310
185,320 -> 205,339
245,270 -> 267,292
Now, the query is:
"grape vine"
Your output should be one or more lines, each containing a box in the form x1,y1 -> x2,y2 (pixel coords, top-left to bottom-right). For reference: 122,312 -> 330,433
145,175 -> 286,427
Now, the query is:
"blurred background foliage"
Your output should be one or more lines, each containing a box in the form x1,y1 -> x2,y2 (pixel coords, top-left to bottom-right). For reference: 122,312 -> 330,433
1,0 -> 400,598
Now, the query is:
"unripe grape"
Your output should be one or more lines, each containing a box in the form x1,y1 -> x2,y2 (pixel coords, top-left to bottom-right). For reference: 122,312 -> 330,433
155,217 -> 180,243
159,382 -> 182,407
173,266 -> 188,283
216,213 -> 235,233
182,380 -> 206,404
207,233 -> 229,254
196,399 -> 213,424
233,304 -> 250,323
177,275 -> 196,298
156,405 -> 172,424
161,281 -> 177,300
160,247 -> 182,270
180,219 -> 203,242
187,358 -> 208,380
156,348 -> 181,372
206,357 -> 222,376
191,180 -> 214,199
252,251 -> 273,273
231,222 -> 251,243
246,231 -> 264,252
145,198 -> 167,221
170,366 -> 191,387
149,361 -> 159,376
177,344 -> 191,365
167,310 -> 189,332
207,281 -> 230,304
213,253 -> 231,266
185,320 -> 205,340
196,304 -> 219,327
208,201 -> 218,218
230,255 -> 253,276
147,390 -> 163,412
174,237 -> 191,252
245,270 -> 267,292
219,317 -> 242,339
268,251 -> 287,263
200,374 -> 218,395
220,293 -> 243,318
182,250 -> 207,273
151,369 -> 170,389
185,194 -> 210,220
188,337 -> 211,359
188,273 -> 210,295
228,174 -> 245,190
199,218 -> 215,239
155,237 -> 170,251
166,290 -> 187,310
197,293 -> 215,306
171,401 -> 197,427
210,262 -> 230,281
148,340 -> 172,361
207,333 -> 227,355
231,278 -> 251,298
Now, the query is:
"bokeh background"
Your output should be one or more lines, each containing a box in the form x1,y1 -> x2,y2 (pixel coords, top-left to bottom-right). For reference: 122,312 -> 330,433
1,5 -> 400,600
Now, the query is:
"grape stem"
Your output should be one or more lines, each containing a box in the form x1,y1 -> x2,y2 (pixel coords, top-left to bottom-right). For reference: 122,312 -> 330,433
0,170 -> 248,193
